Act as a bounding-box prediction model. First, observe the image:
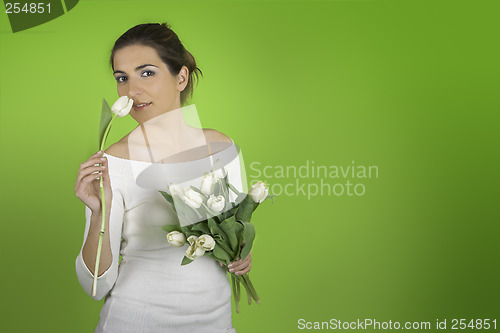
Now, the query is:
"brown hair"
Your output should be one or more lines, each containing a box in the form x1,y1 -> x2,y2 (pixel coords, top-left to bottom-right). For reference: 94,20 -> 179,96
110,22 -> 203,106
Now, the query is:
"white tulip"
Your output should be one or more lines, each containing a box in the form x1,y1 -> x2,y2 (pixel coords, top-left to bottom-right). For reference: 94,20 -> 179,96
186,243 -> 206,260
187,235 -> 198,246
168,183 -> 184,197
196,234 -> 215,251
249,181 -> 269,203
182,188 -> 203,209
213,167 -> 227,180
212,159 -> 227,179
207,195 -> 225,212
111,96 -> 133,117
166,231 -> 186,247
200,172 -> 216,196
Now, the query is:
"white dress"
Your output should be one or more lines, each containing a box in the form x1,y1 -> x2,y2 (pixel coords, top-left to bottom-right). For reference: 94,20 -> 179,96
75,140 -> 243,333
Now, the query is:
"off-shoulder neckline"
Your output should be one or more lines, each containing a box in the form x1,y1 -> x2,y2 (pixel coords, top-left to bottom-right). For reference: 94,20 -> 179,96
103,138 -> 235,165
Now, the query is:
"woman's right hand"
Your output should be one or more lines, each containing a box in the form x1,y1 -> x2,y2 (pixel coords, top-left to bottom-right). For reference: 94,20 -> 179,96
74,151 -> 112,213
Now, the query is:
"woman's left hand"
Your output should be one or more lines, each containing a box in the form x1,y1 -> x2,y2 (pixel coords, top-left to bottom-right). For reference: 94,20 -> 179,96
218,251 -> 252,275
229,251 -> 252,275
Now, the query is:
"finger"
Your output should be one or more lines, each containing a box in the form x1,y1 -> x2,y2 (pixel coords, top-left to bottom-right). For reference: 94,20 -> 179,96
237,252 -> 251,264
81,171 -> 104,187
235,263 -> 252,275
228,251 -> 251,266
230,252 -> 252,270
229,259 -> 248,272
78,154 -> 107,173
81,165 -> 106,177
76,172 -> 103,198
232,261 -> 252,275
76,153 -> 106,180
100,158 -> 110,182
75,164 -> 106,191
228,258 -> 241,267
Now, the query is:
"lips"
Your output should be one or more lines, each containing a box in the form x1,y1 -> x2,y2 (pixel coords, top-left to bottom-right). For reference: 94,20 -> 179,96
134,102 -> 152,110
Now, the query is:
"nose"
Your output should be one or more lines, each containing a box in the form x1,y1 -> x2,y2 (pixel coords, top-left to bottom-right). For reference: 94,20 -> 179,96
126,77 -> 144,98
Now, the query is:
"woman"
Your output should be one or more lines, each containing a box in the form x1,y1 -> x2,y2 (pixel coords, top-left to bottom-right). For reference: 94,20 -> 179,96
74,23 -> 251,333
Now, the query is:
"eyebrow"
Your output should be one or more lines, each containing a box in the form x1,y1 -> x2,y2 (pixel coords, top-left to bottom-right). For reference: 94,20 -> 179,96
113,64 -> 158,75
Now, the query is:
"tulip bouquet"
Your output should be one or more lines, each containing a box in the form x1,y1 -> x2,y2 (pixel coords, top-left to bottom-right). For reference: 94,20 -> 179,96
160,163 -> 274,313
91,96 -> 133,297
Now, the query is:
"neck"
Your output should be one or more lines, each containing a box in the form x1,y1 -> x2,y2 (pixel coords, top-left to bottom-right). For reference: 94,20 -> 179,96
129,105 -> 208,162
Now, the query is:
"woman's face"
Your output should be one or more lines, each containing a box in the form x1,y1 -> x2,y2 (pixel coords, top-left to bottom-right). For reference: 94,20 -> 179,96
112,44 -> 188,124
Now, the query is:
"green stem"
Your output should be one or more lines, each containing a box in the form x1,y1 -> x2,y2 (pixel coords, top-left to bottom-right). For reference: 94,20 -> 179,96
227,182 -> 241,196
215,238 -> 236,259
231,273 -> 251,305
240,276 -> 252,305
236,275 -> 241,309
231,274 -> 240,313
219,178 -> 229,201
91,114 -> 117,297
201,202 -> 220,217
242,273 -> 260,304
99,115 -> 116,152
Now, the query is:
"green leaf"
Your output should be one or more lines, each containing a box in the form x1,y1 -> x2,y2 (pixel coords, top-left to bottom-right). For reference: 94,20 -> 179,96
234,221 -> 244,235
173,196 -> 201,225
203,251 -> 217,261
219,216 -> 238,252
220,206 -> 238,222
98,98 -> 113,149
265,194 -> 278,203
162,224 -> 182,233
235,194 -> 257,223
240,222 -> 255,261
213,181 -> 222,197
191,221 -> 211,234
215,238 -> 235,259
159,190 -> 174,206
207,218 -> 228,241
235,193 -> 247,205
213,243 -> 232,263
181,256 -> 193,266
181,225 -> 202,238
234,222 -> 244,259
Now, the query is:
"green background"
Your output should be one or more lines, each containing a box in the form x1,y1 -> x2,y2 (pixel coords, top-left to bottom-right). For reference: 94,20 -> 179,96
0,0 -> 498,332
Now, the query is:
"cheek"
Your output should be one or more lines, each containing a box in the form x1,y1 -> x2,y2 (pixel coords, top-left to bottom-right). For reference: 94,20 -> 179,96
152,81 -> 175,99
161,76 -> 177,92
117,84 -> 127,96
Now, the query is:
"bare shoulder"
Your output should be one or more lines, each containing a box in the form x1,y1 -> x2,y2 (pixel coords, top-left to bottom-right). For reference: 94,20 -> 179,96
104,134 -> 130,159
202,128 -> 232,144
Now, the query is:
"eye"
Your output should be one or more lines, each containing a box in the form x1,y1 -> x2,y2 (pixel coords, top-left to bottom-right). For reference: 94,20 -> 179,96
142,70 -> 155,77
115,76 -> 127,83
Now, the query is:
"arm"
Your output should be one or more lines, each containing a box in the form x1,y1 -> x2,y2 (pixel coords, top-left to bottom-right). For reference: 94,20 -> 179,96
74,176 -> 125,301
